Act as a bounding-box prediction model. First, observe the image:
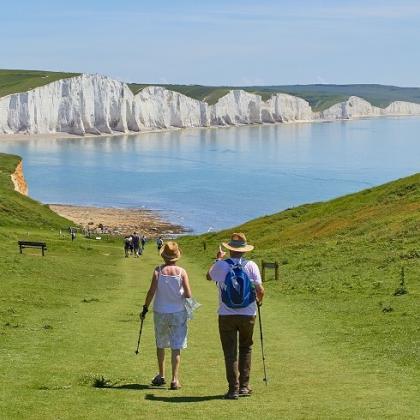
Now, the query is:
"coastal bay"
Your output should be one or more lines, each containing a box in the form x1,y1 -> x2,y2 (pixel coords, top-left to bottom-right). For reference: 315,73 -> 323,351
1,117 -> 419,233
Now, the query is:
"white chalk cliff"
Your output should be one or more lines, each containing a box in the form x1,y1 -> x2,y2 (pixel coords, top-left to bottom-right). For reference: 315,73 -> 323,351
1,74 -> 420,136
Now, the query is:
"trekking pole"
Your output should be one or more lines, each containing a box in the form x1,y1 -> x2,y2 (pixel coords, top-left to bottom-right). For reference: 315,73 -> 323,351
257,303 -> 268,385
134,317 -> 145,355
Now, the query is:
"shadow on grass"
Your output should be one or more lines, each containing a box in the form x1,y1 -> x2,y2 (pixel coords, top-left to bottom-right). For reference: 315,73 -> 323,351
145,393 -> 224,403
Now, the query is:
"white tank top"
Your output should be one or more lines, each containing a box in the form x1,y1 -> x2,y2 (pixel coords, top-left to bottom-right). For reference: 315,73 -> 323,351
153,266 -> 185,313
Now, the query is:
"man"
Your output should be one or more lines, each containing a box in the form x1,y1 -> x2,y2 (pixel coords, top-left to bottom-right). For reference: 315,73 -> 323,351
207,232 -> 264,400
124,235 -> 132,258
156,236 -> 164,253
132,232 -> 141,257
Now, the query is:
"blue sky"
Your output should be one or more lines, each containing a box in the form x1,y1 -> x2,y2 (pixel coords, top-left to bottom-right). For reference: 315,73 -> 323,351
1,0 -> 420,86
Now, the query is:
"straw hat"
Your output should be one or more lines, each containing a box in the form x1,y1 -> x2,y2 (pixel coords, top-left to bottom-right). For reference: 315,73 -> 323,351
160,241 -> 181,262
222,232 -> 254,252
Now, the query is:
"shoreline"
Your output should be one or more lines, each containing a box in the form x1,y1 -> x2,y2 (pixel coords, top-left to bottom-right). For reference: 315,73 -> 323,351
48,204 -> 188,237
1,114 -> 420,142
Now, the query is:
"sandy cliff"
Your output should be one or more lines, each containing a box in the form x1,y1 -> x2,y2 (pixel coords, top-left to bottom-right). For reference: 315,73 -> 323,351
1,74 -> 420,136
11,160 -> 28,195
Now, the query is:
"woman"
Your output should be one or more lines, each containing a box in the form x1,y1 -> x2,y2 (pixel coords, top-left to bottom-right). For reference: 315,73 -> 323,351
141,241 -> 191,390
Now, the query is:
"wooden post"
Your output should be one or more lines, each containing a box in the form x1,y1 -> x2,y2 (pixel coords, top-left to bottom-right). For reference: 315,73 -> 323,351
261,260 -> 266,282
275,262 -> 279,281
203,241 -> 206,250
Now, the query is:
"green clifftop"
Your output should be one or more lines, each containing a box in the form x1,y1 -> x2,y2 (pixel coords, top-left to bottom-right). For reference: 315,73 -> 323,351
0,69 -> 80,98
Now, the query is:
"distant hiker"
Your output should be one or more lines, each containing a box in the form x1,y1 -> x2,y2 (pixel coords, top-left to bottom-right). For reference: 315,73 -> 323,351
206,232 -> 264,400
70,227 -> 76,242
141,235 -> 146,250
156,236 -> 164,253
132,232 -> 141,257
140,241 -> 192,390
124,235 -> 132,258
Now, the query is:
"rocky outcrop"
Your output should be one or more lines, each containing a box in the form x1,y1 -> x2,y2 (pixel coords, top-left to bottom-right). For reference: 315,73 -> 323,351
11,160 -> 28,195
1,73 -> 420,136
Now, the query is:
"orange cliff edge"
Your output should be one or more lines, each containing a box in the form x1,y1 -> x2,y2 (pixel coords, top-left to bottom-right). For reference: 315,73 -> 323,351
11,160 -> 29,196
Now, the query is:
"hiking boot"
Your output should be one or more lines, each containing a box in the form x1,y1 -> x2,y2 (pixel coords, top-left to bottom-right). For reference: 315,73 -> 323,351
151,375 -> 166,386
239,386 -> 252,397
224,390 -> 239,400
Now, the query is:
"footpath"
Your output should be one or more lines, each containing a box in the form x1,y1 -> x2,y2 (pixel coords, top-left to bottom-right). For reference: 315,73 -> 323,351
2,244 -> 418,419
65,246 -> 416,419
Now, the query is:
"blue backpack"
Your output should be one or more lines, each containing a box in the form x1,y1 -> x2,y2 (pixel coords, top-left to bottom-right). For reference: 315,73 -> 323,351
221,259 -> 256,308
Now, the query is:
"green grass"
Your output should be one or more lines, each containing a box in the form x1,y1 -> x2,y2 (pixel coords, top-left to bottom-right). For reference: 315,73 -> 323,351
0,153 -> 419,418
0,69 -> 80,98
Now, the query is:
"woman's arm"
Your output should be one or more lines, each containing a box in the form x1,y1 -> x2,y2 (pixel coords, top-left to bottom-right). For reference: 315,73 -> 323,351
181,269 -> 192,298
144,269 -> 159,308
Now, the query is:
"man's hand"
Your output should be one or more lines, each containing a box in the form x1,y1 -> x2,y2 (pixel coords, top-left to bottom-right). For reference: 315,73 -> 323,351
140,305 -> 148,320
216,245 -> 226,260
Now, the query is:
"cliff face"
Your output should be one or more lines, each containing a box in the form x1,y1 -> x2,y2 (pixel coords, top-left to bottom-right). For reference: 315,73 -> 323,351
209,91 -> 313,125
318,96 -> 382,120
0,74 -> 134,135
1,74 -> 420,136
11,160 -> 28,195
134,86 -> 209,129
384,101 -> 420,115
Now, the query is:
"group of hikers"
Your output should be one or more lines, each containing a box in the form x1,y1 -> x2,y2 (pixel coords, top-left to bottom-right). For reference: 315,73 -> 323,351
139,232 -> 265,400
124,234 -> 166,258
123,232 -> 147,257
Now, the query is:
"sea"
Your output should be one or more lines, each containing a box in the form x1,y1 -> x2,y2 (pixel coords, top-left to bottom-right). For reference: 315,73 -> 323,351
1,117 -> 419,233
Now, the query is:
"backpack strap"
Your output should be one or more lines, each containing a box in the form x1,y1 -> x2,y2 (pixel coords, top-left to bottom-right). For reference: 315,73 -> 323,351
239,258 -> 248,267
226,258 -> 248,268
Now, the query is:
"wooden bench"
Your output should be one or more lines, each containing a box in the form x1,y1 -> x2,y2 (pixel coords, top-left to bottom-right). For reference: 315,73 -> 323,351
18,241 -> 47,256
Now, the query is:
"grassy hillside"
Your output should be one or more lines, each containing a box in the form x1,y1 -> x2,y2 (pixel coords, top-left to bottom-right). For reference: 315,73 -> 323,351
1,152 -> 419,418
0,69 -> 80,98
179,174 -> 420,371
0,153 -> 70,228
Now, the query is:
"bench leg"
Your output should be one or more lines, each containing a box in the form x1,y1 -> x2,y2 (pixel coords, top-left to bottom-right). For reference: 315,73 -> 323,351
19,245 -> 23,254
42,247 -> 45,257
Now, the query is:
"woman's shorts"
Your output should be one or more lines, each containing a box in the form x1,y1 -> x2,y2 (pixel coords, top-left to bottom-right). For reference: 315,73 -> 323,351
153,310 -> 188,349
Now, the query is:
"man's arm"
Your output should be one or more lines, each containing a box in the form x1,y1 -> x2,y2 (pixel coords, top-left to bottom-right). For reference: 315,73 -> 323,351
206,246 -> 226,280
